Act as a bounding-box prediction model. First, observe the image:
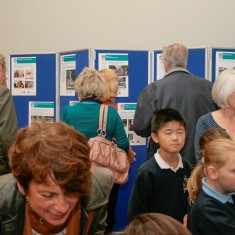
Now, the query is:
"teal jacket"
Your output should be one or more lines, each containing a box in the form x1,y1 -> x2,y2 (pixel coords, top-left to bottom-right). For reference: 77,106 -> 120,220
0,166 -> 113,235
63,102 -> 129,151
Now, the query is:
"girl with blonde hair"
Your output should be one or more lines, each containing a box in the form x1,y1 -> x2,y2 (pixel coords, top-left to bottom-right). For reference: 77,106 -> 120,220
188,138 -> 235,235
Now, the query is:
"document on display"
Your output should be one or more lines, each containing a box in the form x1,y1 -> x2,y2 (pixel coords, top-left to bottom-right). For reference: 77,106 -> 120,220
28,101 -> 54,126
118,103 -> 146,146
11,57 -> 37,96
98,53 -> 129,97
60,54 -> 76,96
156,53 -> 165,80
215,51 -> 235,79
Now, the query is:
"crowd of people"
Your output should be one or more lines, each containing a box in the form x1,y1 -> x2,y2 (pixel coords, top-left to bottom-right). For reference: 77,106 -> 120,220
1,42 -> 235,235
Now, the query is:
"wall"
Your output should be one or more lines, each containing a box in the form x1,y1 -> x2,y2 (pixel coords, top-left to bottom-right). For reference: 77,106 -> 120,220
1,0 -> 235,61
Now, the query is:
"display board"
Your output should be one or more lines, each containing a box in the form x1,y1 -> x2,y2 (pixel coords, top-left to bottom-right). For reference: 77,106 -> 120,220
59,49 -> 90,120
10,47 -> 214,232
10,53 -> 57,128
94,49 -> 150,231
210,47 -> 235,82
154,47 -> 209,81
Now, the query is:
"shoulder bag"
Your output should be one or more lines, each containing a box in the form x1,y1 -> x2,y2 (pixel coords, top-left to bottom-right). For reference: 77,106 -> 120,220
88,104 -> 130,184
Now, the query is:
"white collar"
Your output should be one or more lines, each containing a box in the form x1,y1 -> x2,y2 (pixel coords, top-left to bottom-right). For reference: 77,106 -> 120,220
154,149 -> 183,172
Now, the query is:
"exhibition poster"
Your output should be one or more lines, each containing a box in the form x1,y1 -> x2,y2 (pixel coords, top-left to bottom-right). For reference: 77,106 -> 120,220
28,101 -> 54,126
60,54 -> 76,96
11,57 -> 36,96
215,51 -> 235,79
98,53 -> 129,97
118,103 -> 146,146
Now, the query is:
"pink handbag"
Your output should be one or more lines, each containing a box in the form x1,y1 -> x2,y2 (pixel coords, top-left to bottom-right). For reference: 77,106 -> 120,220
88,104 -> 130,184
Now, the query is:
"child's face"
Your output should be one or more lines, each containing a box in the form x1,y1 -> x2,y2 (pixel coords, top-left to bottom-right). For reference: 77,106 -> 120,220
152,121 -> 186,155
212,151 -> 235,194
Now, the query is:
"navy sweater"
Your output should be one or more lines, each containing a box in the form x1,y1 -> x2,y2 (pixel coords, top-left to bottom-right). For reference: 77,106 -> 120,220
128,157 -> 191,222
188,189 -> 235,235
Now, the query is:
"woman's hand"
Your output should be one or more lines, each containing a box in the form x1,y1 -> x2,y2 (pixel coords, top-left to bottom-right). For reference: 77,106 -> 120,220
127,147 -> 136,163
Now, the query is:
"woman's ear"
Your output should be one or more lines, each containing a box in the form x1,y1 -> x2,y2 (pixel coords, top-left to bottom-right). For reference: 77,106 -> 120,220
207,166 -> 218,181
151,133 -> 159,144
16,180 -> 26,196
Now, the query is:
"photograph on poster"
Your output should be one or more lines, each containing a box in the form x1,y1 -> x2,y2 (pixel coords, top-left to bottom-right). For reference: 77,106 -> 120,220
14,69 -> 24,78
14,80 -> 25,88
25,69 -> 34,77
118,76 -> 127,89
25,81 -> 34,89
66,69 -> 75,90
31,115 -> 54,122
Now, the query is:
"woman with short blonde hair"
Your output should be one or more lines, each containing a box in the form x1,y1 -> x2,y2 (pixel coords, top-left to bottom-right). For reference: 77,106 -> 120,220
99,69 -> 119,107
74,67 -> 107,101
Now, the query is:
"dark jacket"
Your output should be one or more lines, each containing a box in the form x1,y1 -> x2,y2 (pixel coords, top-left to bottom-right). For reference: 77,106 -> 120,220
133,68 -> 216,165
188,189 -> 235,235
0,166 -> 113,235
0,86 -> 18,176
0,85 -> 18,156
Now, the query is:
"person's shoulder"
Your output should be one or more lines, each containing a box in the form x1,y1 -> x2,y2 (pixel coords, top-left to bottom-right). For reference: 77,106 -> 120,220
0,174 -> 17,204
91,165 -> 113,188
63,103 -> 81,112
182,158 -> 193,171
0,85 -> 9,91
63,104 -> 73,110
107,104 -> 116,113
190,74 -> 213,85
198,112 -> 212,122
0,173 -> 15,188
137,158 -> 159,174
0,85 -> 11,95
84,166 -> 113,211
193,190 -> 223,212
140,81 -> 159,94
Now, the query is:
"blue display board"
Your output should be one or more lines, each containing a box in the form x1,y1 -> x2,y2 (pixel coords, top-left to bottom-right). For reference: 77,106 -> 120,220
59,49 -> 90,120
154,47 -> 208,80
10,53 -> 56,128
211,48 -> 235,82
94,49 -> 149,231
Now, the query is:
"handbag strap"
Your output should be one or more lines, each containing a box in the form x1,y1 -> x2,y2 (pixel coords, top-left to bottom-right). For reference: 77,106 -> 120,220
98,104 -> 108,134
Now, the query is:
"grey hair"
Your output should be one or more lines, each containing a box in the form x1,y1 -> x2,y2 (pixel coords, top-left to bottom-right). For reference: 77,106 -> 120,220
0,54 -> 6,70
162,43 -> 188,69
74,67 -> 107,101
212,68 -> 235,108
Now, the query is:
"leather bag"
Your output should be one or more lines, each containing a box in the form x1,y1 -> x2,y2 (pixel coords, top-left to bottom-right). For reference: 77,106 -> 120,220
88,104 -> 130,184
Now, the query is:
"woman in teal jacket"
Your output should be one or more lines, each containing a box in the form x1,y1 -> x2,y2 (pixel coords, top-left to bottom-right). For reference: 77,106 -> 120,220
63,67 -> 130,233
62,67 -> 129,151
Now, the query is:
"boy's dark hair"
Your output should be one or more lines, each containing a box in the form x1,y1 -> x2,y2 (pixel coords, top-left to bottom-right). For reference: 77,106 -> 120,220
151,108 -> 187,133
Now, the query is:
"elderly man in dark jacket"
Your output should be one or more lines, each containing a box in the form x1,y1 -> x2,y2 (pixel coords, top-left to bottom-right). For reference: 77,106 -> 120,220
133,43 -> 216,165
